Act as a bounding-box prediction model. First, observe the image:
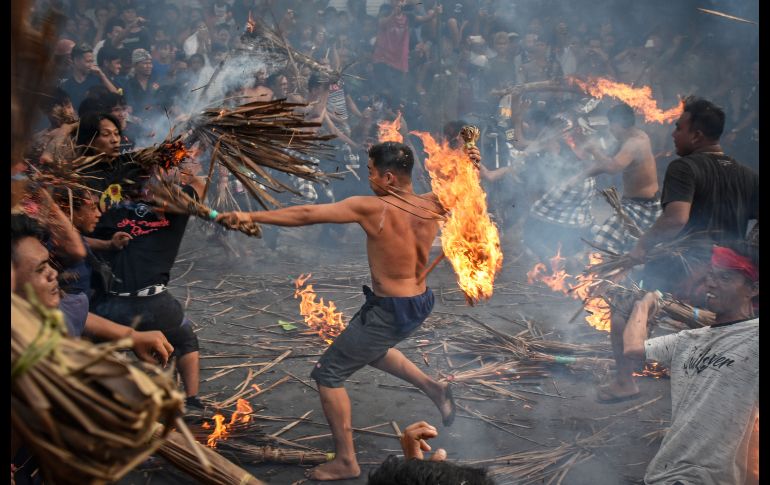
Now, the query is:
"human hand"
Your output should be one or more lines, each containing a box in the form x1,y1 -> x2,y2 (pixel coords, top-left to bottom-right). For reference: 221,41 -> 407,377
110,231 -> 132,250
216,211 -> 251,226
131,330 -> 174,366
400,421 -> 447,461
466,146 -> 481,168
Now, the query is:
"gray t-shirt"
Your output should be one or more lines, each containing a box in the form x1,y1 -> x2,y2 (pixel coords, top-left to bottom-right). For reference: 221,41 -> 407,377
643,319 -> 759,485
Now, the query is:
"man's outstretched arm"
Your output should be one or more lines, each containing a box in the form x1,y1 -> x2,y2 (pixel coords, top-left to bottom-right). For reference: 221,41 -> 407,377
217,196 -> 373,227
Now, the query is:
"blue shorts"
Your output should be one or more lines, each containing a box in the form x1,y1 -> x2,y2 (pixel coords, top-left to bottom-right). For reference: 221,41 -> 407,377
310,285 -> 434,388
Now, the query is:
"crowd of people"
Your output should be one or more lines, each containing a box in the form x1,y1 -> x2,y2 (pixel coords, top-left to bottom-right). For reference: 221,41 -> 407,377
13,0 -> 758,484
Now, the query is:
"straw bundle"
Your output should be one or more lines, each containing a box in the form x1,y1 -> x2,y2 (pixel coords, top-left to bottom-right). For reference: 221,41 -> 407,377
157,430 -> 265,485
11,292 -> 185,484
190,99 -> 340,210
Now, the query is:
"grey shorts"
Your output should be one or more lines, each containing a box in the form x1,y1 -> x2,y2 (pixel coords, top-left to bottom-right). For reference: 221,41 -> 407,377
310,286 -> 434,388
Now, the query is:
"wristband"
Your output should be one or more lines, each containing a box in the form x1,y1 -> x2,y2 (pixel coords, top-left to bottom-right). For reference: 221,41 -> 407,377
208,209 -> 219,220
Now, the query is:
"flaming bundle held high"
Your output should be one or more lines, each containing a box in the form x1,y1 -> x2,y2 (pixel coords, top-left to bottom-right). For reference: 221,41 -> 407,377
569,77 -> 683,124
411,128 -> 503,304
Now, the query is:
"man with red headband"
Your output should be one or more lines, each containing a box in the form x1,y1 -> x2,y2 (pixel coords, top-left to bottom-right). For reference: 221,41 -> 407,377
623,244 -> 758,485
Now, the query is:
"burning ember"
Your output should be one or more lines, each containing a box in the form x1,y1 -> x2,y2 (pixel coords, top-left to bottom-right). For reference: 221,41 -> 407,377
157,140 -> 190,170
205,398 -> 254,448
632,361 -> 669,379
294,274 -> 347,344
529,251 -> 612,332
410,131 -> 503,304
569,77 -> 682,124
377,112 -> 403,143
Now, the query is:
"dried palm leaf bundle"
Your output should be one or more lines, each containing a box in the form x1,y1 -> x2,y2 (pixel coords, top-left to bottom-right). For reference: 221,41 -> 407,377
157,430 -> 265,485
11,292 -> 187,484
11,0 -> 61,168
189,99 -> 340,210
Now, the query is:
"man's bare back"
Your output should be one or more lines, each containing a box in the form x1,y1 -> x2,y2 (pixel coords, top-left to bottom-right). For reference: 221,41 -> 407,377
620,128 -> 658,199
360,193 -> 441,297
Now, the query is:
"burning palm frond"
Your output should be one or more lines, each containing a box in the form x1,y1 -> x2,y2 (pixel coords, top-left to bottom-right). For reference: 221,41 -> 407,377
157,429 -> 265,485
11,292 -> 186,484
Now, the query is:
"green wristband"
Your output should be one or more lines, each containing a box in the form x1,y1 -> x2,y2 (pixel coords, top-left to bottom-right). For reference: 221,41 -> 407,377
208,210 -> 219,220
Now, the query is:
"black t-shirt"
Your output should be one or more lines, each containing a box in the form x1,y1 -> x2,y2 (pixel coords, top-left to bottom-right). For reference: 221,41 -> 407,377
661,152 -> 759,242
121,28 -> 152,58
79,155 -> 149,210
60,73 -> 104,110
92,185 -> 198,292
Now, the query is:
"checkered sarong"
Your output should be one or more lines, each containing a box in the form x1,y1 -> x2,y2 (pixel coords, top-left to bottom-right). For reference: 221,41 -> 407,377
592,197 -> 661,254
530,177 -> 596,228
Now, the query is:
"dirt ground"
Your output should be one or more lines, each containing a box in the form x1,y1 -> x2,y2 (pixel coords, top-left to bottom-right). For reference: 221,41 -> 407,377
121,219 -> 672,485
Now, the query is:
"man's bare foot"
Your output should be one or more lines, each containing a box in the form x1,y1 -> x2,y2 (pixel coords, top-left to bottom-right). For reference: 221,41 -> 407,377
429,382 -> 456,426
596,380 -> 640,403
305,457 -> 360,481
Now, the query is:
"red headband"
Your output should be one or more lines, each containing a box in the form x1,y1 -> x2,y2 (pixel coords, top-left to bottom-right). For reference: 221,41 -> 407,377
712,246 -> 759,282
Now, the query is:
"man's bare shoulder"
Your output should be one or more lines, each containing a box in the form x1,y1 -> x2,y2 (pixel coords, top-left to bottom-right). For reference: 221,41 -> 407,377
628,128 -> 652,146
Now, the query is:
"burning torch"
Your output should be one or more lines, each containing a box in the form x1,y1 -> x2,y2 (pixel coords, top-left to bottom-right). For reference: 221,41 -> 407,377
460,125 -> 481,169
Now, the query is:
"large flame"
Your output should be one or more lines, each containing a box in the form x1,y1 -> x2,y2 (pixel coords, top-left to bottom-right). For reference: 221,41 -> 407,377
294,274 -> 347,344
205,398 -> 254,448
570,77 -> 683,124
377,112 -> 403,143
410,131 -> 503,304
529,251 -> 611,331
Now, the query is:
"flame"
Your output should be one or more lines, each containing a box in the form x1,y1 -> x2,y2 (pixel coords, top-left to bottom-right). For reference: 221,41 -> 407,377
529,251 -> 612,331
410,131 -> 503,304
632,361 -> 669,378
570,77 -> 683,124
205,399 -> 254,448
206,414 -> 228,448
294,274 -> 347,344
246,11 -> 256,33
377,112 -> 403,143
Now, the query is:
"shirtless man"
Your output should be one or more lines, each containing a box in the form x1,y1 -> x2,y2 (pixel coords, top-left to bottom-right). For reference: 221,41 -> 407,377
218,142 -> 477,480
567,103 -> 662,403
572,102 -> 661,256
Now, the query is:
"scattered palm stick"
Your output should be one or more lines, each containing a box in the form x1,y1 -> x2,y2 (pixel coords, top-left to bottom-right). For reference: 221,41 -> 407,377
592,395 -> 663,421
270,410 -> 314,438
390,421 -> 403,438
284,370 -> 318,393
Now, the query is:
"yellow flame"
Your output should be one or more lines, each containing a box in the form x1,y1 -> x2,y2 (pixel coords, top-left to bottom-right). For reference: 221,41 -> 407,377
377,113 -> 403,143
207,414 -> 228,448
294,274 -> 347,344
570,77 -> 683,124
410,132 -> 503,303
529,251 -> 612,331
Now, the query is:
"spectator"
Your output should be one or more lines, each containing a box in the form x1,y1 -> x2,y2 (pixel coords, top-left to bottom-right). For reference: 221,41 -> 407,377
59,43 -> 119,110
122,48 -> 160,120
